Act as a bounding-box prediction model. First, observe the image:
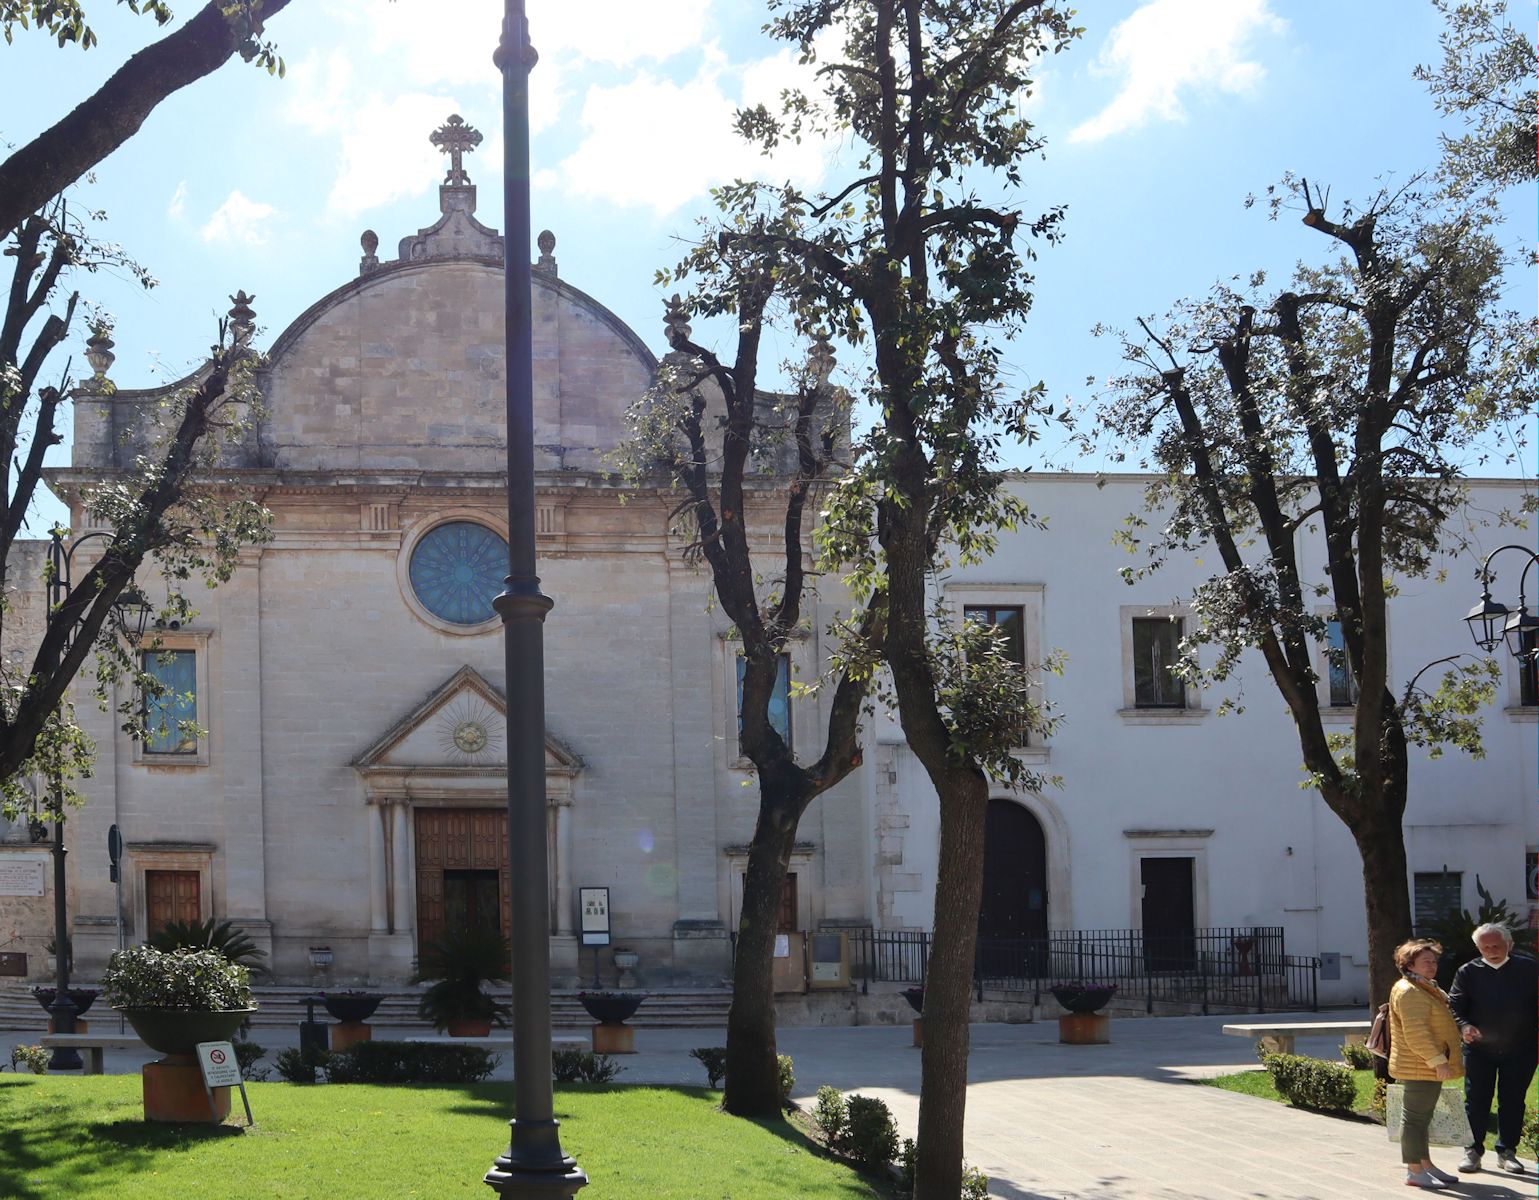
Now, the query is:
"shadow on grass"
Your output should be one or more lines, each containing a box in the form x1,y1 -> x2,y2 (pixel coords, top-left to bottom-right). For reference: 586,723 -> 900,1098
0,1082 -> 244,1200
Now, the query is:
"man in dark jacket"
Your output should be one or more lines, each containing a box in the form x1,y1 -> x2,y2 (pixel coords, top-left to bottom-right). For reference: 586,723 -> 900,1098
1450,923 -> 1538,1175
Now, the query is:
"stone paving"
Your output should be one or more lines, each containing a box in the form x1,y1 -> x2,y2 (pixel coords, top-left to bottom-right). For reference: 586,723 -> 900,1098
4,1010 -> 1532,1200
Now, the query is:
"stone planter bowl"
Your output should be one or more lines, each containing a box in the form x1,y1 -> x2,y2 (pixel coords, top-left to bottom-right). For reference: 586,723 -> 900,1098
323,994 -> 382,1024
1049,984 -> 1118,1015
901,987 -> 925,1015
32,987 -> 99,1017
117,1008 -> 257,1056
579,992 -> 644,1024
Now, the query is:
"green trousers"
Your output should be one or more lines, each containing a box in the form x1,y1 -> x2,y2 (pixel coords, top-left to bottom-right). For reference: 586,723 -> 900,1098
1400,1080 -> 1443,1164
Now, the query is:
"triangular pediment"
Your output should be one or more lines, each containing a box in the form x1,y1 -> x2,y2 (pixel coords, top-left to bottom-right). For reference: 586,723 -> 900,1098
352,665 -> 580,778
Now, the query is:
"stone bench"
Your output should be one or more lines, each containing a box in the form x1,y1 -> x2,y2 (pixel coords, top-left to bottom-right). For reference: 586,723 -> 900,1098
1221,1021 -> 1372,1056
37,1033 -> 148,1075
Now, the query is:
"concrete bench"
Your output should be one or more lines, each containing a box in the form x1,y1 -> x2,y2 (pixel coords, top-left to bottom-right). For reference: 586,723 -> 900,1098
1221,1021 -> 1371,1057
37,1033 -> 148,1075
402,1034 -> 587,1051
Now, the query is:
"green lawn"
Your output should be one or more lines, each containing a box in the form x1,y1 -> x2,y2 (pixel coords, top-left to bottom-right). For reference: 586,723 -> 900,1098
0,1077 -> 887,1200
1200,1067 -> 1539,1120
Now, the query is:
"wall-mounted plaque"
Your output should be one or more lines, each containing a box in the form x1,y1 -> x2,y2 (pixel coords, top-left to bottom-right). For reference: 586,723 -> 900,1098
0,859 -> 45,897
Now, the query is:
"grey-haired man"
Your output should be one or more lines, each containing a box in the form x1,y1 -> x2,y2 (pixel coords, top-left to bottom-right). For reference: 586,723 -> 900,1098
1449,923 -> 1537,1175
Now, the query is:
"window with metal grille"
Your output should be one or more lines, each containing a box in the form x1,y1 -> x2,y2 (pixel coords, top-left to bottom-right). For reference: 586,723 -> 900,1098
1326,618 -> 1359,707
1132,617 -> 1184,708
1413,871 -> 1462,933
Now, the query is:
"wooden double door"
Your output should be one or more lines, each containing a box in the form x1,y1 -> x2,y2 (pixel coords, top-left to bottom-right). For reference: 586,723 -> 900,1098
414,808 -> 511,952
146,870 -> 201,937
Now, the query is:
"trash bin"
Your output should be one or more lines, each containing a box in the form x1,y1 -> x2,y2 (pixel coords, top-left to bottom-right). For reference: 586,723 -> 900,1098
299,994 -> 329,1054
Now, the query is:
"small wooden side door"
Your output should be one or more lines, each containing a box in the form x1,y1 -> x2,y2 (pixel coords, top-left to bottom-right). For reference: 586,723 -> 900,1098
146,869 -> 201,936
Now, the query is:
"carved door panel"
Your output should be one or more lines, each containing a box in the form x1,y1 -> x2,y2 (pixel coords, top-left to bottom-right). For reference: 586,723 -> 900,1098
415,808 -> 509,953
146,869 -> 200,936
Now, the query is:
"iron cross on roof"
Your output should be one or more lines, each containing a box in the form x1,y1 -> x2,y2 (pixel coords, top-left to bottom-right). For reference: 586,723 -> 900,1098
431,114 -> 483,186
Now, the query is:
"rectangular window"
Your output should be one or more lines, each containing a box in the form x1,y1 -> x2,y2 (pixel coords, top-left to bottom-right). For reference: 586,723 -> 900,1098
1520,632 -> 1537,707
1413,870 -> 1462,934
736,653 -> 791,752
1132,617 -> 1184,708
143,649 -> 198,755
1326,619 -> 1359,707
963,605 -> 1026,669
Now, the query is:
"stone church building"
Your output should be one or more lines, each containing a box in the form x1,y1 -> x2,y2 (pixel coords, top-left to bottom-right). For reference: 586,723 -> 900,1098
1,118 -> 1531,1005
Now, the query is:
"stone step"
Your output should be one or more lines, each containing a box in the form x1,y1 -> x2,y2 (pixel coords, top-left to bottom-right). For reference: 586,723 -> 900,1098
0,983 -> 732,1032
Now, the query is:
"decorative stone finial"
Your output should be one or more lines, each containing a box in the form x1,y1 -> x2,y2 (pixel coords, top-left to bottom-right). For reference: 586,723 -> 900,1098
83,323 -> 116,383
430,115 -> 483,187
227,291 -> 257,348
359,229 -> 380,275
534,229 -> 557,276
808,329 -> 836,389
663,294 -> 692,347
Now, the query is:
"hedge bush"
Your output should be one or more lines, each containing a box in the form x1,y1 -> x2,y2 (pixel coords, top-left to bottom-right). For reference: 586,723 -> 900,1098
324,1041 -> 499,1084
1263,1052 -> 1356,1112
812,1085 -> 847,1144
778,1053 -> 795,1106
551,1047 -> 623,1084
689,1046 -> 726,1088
844,1094 -> 899,1170
1340,1040 -> 1373,1070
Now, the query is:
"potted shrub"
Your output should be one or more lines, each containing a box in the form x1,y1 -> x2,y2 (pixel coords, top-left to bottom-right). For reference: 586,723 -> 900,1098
324,990 -> 382,1051
410,925 -> 511,1037
579,990 -> 644,1054
100,945 -> 256,1122
1049,982 -> 1117,1046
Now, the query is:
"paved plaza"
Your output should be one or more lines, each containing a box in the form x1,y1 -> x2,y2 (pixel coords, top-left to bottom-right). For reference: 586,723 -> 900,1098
4,1011 -> 1531,1200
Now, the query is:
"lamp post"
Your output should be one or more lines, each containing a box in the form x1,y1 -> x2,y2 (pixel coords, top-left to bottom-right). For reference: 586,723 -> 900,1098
485,3 -> 586,1196
43,529 -> 153,1070
1463,544 -> 1539,662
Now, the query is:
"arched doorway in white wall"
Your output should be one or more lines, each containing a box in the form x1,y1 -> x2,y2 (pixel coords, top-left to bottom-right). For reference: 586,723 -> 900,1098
978,798 -> 1049,977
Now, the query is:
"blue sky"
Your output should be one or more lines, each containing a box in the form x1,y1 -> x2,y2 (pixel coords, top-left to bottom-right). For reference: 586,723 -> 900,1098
5,0 -> 1535,530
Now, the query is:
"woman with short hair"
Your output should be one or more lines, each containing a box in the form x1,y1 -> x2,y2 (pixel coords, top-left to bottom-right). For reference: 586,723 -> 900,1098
1389,938 -> 1464,1189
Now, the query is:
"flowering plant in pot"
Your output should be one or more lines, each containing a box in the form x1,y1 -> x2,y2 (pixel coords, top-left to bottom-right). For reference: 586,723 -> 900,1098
100,945 -> 256,1054
1049,982 -> 1118,1015
410,925 -> 511,1036
578,990 -> 645,1025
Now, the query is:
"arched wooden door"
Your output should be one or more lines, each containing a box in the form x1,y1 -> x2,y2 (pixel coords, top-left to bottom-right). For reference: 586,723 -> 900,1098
977,799 -> 1048,979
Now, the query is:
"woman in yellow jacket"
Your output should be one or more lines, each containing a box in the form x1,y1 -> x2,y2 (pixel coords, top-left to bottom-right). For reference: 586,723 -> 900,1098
1389,938 -> 1465,1189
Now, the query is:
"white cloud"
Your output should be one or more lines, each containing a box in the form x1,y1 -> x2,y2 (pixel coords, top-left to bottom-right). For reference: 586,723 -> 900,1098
529,0 -> 714,66
167,181 -> 187,220
1068,0 -> 1286,144
201,190 -> 277,245
554,42 -> 836,215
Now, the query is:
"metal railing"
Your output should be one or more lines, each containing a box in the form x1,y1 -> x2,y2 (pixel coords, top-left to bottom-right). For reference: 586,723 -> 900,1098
845,926 -> 1319,1014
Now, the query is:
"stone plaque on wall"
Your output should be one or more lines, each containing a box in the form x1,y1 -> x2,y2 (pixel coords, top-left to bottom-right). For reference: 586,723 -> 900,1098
0,859 -> 45,896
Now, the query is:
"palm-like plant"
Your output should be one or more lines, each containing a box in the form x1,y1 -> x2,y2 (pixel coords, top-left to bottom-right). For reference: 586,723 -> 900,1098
148,918 -> 269,978
1422,876 -> 1537,988
410,925 -> 512,1032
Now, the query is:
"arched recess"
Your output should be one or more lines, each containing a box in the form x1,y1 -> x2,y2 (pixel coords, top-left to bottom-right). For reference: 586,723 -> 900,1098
977,793 -> 1071,978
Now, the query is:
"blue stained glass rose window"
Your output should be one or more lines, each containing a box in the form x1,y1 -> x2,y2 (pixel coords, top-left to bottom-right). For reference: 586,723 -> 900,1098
409,521 -> 508,625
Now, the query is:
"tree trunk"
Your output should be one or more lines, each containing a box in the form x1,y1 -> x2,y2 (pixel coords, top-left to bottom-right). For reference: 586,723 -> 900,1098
723,803 -> 797,1117
1353,802 -> 1414,1011
914,767 -> 989,1200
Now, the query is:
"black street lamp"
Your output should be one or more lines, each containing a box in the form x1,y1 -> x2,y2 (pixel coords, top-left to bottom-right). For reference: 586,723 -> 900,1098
485,3 -> 586,1197
1463,543 -> 1539,662
42,529 -> 153,1070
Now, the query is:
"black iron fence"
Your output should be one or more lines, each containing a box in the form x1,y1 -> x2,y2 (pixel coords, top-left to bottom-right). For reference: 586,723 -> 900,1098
846,926 -> 1319,1014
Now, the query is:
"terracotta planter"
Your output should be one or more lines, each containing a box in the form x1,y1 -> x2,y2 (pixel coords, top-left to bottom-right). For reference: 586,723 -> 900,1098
446,1017 -> 493,1037
1058,1012 -> 1110,1045
912,1017 -> 923,1048
331,1020 -> 373,1051
143,1055 -> 230,1123
592,1022 -> 635,1054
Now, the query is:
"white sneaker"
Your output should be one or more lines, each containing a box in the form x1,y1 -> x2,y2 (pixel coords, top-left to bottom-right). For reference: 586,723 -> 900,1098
1495,1151 -> 1525,1174
1405,1169 -> 1448,1189
1457,1148 -> 1482,1174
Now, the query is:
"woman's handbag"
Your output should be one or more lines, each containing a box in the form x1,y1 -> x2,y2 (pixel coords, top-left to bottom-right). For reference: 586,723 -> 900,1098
1367,1002 -> 1391,1059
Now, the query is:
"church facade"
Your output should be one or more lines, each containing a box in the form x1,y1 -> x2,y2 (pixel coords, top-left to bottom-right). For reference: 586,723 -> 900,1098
0,119 -> 1531,1006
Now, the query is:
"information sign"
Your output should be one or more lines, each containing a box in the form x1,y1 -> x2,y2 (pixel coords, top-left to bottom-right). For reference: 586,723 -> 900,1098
196,1041 -> 254,1125
579,887 -> 611,947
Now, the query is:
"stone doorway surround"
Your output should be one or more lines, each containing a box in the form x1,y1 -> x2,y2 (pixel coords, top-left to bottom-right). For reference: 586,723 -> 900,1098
351,665 -> 581,980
